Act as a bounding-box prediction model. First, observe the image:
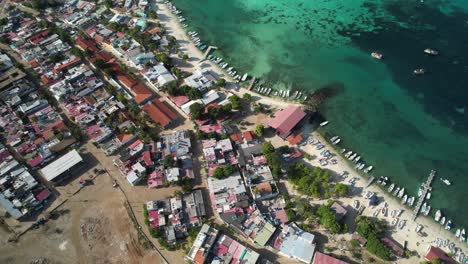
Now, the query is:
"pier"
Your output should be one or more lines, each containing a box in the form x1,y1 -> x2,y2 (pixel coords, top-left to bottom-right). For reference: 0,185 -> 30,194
203,46 -> 218,59
412,169 -> 436,220
247,77 -> 256,90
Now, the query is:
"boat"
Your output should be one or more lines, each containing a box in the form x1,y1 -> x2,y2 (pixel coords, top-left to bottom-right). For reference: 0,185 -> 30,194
241,73 -> 248,82
424,48 -> 439,55
358,163 -> 366,170
456,229 -> 461,238
426,192 -> 431,199
371,52 -> 383,59
349,153 -> 357,160
408,196 -> 415,207
320,121 -> 329,127
402,194 -> 408,204
364,165 -> 373,173
388,183 -> 395,192
445,220 -> 452,230
345,151 -> 353,158
353,156 -> 361,163
330,136 -> 339,142
397,188 -> 405,198
440,178 -> 451,186
393,187 -> 400,196
418,187 -> 423,197
434,210 -> 442,222
461,229 -> 466,242
440,216 -> 446,225
416,224 -> 423,233
423,205 -> 431,216
413,68 -> 426,75
398,219 -> 406,230
332,138 -> 341,145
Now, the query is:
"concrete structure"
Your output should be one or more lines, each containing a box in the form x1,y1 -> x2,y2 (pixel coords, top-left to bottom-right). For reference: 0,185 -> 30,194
268,105 -> 306,138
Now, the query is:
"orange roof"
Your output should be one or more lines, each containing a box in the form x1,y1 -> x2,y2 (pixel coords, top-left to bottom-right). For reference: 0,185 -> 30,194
116,73 -> 137,89
287,133 -> 303,145
151,99 -> 177,120
41,76 -> 51,85
257,182 -> 272,194
94,34 -> 104,43
28,59 -> 39,68
117,133 -> 133,143
75,36 -> 99,53
147,27 -> 161,35
193,249 -> 205,264
131,83 -> 153,104
141,101 -> 172,128
243,131 -> 255,141
230,133 -> 243,143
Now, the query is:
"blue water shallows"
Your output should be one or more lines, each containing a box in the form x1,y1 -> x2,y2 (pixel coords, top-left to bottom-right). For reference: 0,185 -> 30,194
171,0 -> 468,226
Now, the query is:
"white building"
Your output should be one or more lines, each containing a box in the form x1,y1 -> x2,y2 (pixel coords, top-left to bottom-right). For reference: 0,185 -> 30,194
143,63 -> 176,90
184,69 -> 216,92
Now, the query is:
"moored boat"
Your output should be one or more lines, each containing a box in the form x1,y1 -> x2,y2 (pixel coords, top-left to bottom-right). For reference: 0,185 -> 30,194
402,194 -> 408,204
440,216 -> 446,225
320,121 -> 329,127
408,196 -> 415,207
371,52 -> 383,59
434,210 -> 442,222
393,187 -> 400,196
364,165 -> 373,173
397,188 -> 405,198
445,220 -> 452,230
424,48 -> 439,55
413,68 -> 426,75
388,183 -> 395,192
440,178 -> 451,186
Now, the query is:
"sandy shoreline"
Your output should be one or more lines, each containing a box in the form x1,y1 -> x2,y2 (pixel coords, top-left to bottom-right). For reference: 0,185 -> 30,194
155,0 -> 467,261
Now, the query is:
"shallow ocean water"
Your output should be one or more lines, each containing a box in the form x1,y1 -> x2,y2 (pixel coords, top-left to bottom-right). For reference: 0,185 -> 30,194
171,0 -> 468,226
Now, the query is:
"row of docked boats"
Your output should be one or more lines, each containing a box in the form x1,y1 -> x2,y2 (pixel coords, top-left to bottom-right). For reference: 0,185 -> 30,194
342,149 -> 373,173
187,31 -> 207,51
270,89 -> 307,101
207,55 -> 249,83
165,1 -> 187,22
387,183 -> 418,208
254,86 -> 272,95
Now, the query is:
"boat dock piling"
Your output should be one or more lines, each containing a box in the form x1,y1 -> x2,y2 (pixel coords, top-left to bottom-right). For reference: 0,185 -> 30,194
412,169 -> 436,220
248,77 -> 256,90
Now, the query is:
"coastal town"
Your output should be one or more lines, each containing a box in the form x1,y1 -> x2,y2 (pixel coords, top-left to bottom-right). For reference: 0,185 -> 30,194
0,0 -> 466,264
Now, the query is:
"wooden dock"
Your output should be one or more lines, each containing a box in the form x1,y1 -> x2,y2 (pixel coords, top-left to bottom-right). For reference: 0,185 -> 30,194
412,169 -> 436,220
203,46 -> 218,59
247,77 -> 256,90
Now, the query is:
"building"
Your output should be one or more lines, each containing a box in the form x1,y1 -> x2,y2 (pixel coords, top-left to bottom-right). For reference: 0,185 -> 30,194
312,252 -> 349,264
186,224 -> 219,264
424,246 -> 458,264
381,236 -> 405,258
143,63 -> 176,90
141,99 -> 178,128
268,105 -> 306,138
184,69 -> 216,92
272,223 -> 316,264
330,202 -> 347,221
39,149 -> 83,183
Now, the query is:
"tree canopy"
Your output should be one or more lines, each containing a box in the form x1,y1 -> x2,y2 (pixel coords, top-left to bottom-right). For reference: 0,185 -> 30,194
316,204 -> 342,233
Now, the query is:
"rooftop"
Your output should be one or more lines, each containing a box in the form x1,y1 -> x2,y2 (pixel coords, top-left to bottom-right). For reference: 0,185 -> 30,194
39,149 -> 83,181
268,105 -> 306,137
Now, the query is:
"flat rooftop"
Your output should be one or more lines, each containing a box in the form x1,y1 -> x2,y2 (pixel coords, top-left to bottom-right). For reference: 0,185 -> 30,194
40,149 -> 83,181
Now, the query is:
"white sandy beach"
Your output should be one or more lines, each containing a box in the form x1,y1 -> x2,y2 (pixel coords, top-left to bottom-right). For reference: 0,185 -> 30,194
154,1 -> 467,262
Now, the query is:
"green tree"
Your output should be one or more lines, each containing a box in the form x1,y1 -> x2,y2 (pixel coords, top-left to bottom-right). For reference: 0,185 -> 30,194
228,95 -> 241,109
261,141 -> 275,154
163,155 -> 176,168
242,93 -> 252,102
212,167 -> 224,179
189,102 -> 205,120
222,165 -> 235,177
156,53 -> 171,65
217,78 -> 226,87
316,204 -> 342,233
334,183 -> 349,197
254,124 -> 264,137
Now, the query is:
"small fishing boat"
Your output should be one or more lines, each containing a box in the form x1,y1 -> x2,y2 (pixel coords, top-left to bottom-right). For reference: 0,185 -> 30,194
364,165 -> 373,173
393,187 -> 400,196
402,194 -> 408,205
320,121 -> 329,127
440,216 -> 446,225
434,210 -> 442,222
445,220 -> 452,230
440,178 -> 451,186
388,183 -> 395,192
413,68 -> 426,75
424,48 -> 439,55
456,229 -> 461,238
371,52 -> 383,59
408,196 -> 415,207
397,188 -> 405,198
241,73 -> 248,82
358,163 -> 366,170
426,192 -> 431,199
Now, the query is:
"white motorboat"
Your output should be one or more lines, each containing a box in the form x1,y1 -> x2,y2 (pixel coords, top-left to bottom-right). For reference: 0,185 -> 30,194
397,188 -> 405,198
408,196 -> 415,207
413,68 -> 426,75
393,187 -> 400,196
456,229 -> 461,238
440,178 -> 451,186
371,52 -> 383,59
358,163 -> 365,170
426,192 -> 431,199
353,156 -> 361,163
319,121 -> 329,127
332,138 -> 341,145
364,165 -> 373,173
435,210 -> 442,222
440,216 -> 446,225
349,153 -> 357,160
424,48 -> 439,55
423,205 -> 431,216
241,73 -> 248,82
402,194 -> 408,204
388,183 -> 395,192
344,151 -> 353,158
460,229 -> 465,242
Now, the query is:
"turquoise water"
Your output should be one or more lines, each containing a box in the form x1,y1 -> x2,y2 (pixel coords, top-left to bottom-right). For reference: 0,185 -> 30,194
171,0 -> 468,226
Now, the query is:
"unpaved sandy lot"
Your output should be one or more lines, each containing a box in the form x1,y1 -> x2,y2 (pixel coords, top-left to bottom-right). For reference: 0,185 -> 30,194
0,171 -> 160,264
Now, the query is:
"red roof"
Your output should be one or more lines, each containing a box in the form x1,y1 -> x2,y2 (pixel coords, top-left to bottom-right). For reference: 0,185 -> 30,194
381,237 -> 404,257
132,83 -> 153,104
243,131 -> 255,141
268,105 -> 306,137
35,189 -> 50,201
75,36 -> 99,53
193,249 -> 205,264
142,101 -> 172,128
116,73 -> 137,89
53,57 -> 81,73
151,99 -> 177,120
28,59 -> 39,68
230,133 -> 243,144
425,246 -> 458,264
169,95 -> 189,107
287,133 -> 303,145
313,252 -> 349,264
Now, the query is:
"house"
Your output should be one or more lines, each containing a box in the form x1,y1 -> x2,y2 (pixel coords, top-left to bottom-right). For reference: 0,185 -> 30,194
141,99 -> 178,128
272,223 -> 316,264
313,252 -> 349,264
143,63 -> 176,90
268,105 -> 306,138
381,236 -> 405,258
330,202 -> 347,221
186,224 -> 219,264
184,69 -> 216,92
424,246 -> 458,264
